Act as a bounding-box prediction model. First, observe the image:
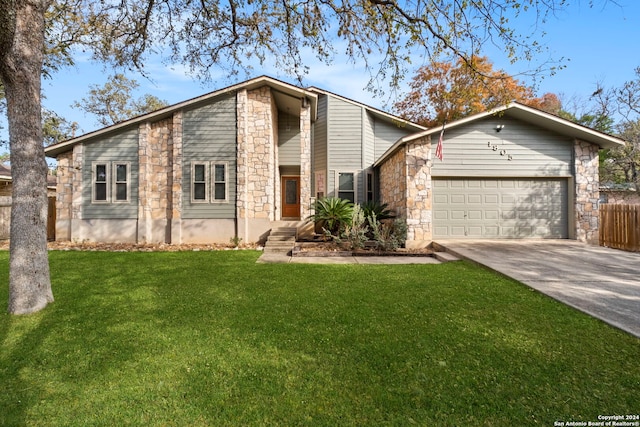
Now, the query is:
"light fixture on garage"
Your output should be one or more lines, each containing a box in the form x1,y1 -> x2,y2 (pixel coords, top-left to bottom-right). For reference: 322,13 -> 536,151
495,124 -> 504,132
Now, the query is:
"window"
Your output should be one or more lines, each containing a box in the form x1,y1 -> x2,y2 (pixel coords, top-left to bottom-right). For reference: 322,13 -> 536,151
93,163 -> 108,202
92,161 -> 131,203
338,172 -> 355,203
191,162 -> 228,203
366,172 -> 375,202
113,163 -> 129,202
213,163 -> 227,202
192,163 -> 209,202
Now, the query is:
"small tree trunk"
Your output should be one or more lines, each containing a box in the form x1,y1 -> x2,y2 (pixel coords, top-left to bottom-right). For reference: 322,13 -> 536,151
0,0 -> 53,314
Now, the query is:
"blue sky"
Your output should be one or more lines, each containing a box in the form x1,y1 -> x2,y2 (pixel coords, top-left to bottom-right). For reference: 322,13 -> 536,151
3,0 -> 640,144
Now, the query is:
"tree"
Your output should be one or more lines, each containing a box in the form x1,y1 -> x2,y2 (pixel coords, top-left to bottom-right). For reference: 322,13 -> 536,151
393,56 -> 552,127
597,68 -> 640,187
42,108 -> 78,146
0,0 -> 596,314
73,74 -> 168,127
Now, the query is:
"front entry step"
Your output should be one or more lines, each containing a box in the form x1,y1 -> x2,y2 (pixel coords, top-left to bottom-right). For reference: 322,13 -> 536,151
263,227 -> 297,255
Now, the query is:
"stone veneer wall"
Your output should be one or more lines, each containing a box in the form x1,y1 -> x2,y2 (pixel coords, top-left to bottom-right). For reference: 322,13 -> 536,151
299,103 -> 312,220
378,136 -> 433,248
54,143 -> 83,241
171,111 -> 183,242
237,87 -> 276,221
138,117 -> 174,243
405,137 -> 433,247
574,140 -> 600,244
55,150 -> 73,240
379,144 -> 408,221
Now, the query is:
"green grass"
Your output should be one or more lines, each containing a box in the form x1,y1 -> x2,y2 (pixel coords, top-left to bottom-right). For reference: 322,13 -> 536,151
0,250 -> 638,426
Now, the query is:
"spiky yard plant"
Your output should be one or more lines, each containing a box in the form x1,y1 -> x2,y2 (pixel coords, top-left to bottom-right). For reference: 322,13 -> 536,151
308,197 -> 354,236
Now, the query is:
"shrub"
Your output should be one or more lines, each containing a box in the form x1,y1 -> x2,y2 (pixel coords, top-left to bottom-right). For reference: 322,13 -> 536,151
336,204 -> 369,250
360,201 -> 395,222
308,197 -> 354,236
369,216 -> 407,251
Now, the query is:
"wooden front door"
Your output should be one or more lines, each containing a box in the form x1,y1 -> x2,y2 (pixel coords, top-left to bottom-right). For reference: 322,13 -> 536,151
281,176 -> 300,218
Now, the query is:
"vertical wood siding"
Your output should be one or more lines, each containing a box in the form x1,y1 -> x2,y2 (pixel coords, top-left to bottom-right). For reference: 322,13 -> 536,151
432,116 -> 573,177
83,126 -> 139,219
182,94 -> 237,219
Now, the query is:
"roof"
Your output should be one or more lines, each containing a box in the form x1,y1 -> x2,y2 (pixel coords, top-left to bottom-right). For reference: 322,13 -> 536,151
0,164 -> 57,188
374,102 -> 626,167
44,76 -> 320,157
307,86 -> 427,133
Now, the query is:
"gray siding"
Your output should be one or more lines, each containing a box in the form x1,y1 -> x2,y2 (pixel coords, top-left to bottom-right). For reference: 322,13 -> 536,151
83,126 -> 139,219
432,116 -> 573,177
182,93 -> 237,219
326,96 -> 363,201
278,112 -> 300,166
363,112 -> 376,167
374,118 -> 412,160
327,96 -> 362,170
313,96 -> 328,197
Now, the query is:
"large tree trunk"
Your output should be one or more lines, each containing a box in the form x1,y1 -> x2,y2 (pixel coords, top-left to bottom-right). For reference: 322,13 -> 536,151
0,0 -> 53,314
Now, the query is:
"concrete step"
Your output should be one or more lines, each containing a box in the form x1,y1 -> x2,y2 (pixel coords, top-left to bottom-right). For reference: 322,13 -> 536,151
262,227 -> 297,255
434,251 -> 460,263
267,235 -> 296,242
263,245 -> 294,254
270,227 -> 297,235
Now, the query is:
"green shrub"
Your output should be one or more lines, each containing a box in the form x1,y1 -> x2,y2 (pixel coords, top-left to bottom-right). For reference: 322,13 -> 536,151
369,216 -> 407,251
308,197 -> 354,236
336,204 -> 368,250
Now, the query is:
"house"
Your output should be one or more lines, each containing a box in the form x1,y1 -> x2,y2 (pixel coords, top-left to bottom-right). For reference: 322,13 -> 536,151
44,76 -> 625,247
0,164 -> 58,240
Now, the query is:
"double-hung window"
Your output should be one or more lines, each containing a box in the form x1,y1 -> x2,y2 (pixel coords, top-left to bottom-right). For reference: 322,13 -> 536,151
192,163 -> 209,202
92,161 -> 130,203
113,163 -> 129,202
338,172 -> 355,203
191,161 -> 228,203
366,172 -> 375,202
213,163 -> 227,202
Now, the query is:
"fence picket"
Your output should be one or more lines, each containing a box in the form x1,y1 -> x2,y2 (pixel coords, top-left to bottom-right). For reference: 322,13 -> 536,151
600,204 -> 640,252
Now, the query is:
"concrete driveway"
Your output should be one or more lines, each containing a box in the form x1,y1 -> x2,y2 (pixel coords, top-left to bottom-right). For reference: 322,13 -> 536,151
436,240 -> 640,339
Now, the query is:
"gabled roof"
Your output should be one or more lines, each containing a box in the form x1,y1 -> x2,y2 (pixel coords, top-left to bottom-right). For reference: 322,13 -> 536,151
45,75 -> 319,157
307,86 -> 427,132
374,102 -> 626,167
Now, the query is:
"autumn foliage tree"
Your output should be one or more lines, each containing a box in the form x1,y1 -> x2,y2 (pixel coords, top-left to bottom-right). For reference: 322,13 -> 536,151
394,56 -> 557,127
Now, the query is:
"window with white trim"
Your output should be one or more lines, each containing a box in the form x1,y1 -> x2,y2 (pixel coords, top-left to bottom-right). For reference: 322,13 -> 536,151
113,163 -> 130,202
338,172 -> 355,203
213,163 -> 227,202
92,161 -> 131,203
192,162 -> 209,202
93,163 -> 109,202
191,161 -> 228,203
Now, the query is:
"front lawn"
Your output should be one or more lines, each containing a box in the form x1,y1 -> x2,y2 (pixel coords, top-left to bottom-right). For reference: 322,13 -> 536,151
1,250 -> 638,426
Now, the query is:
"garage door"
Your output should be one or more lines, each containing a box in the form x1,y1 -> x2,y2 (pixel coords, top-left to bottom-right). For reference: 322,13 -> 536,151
433,178 -> 568,238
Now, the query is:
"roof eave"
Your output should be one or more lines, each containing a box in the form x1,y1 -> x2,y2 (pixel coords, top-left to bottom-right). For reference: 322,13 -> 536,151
45,75 -> 319,158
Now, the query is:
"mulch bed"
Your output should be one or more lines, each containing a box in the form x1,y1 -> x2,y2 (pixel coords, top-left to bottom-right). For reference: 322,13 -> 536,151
0,241 -> 259,252
293,241 -> 433,257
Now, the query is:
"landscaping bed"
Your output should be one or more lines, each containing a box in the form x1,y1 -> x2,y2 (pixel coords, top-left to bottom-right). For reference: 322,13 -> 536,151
292,240 -> 433,257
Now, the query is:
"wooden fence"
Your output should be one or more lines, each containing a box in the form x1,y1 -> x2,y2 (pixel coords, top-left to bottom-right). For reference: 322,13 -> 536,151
599,204 -> 640,252
0,197 -> 56,241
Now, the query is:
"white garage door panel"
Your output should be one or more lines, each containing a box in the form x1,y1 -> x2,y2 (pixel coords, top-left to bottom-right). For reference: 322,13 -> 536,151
434,178 -> 568,238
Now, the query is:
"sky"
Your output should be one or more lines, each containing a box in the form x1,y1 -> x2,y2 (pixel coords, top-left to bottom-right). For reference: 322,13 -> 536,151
3,0 -> 640,145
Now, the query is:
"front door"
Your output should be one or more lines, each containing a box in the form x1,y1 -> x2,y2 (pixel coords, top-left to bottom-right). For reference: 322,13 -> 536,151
281,176 -> 300,218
